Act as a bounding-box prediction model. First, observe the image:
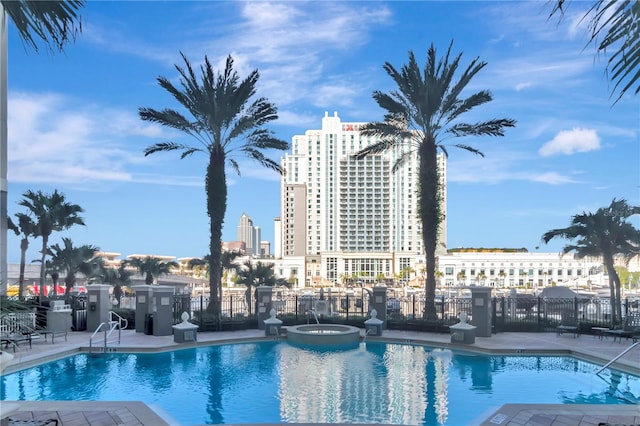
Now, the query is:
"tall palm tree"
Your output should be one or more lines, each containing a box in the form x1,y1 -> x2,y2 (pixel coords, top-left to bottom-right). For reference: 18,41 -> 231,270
46,237 -> 101,301
0,0 -> 84,293
7,212 -> 37,299
127,256 -> 178,285
354,41 -> 515,318
542,198 -> 640,327
18,189 -> 85,301
549,0 -> 639,103
139,53 -> 289,316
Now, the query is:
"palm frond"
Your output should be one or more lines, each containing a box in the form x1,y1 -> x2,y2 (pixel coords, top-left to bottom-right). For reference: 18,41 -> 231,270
228,158 -> 240,175
451,144 -> 485,157
391,150 -> 415,173
353,138 -> 397,159
143,142 -> 190,156
446,118 -> 516,137
241,147 -> 284,174
3,0 -> 84,53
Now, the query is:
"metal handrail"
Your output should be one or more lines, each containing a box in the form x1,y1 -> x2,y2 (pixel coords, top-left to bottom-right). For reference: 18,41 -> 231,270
595,341 -> 640,375
88,311 -> 128,354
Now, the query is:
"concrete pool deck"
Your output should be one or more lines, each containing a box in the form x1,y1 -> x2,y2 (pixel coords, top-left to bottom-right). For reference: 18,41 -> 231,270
0,328 -> 638,425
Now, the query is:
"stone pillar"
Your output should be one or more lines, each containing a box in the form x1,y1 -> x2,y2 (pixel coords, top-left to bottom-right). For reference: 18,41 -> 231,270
470,287 -> 492,337
371,286 -> 387,328
256,286 -> 273,330
86,284 -> 111,332
152,286 -> 174,336
134,285 -> 154,333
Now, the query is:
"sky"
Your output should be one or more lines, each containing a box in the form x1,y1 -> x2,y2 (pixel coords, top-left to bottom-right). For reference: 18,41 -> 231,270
6,1 -> 639,264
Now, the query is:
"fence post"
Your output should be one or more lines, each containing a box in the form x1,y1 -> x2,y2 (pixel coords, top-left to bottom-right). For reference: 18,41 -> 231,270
536,296 -> 542,330
412,294 -> 416,319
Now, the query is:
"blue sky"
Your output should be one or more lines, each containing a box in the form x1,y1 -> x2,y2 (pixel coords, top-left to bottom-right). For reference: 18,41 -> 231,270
6,1 -> 639,264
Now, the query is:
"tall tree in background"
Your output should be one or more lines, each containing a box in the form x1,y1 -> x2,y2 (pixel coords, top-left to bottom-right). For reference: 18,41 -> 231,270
140,53 -> 289,318
0,0 -> 84,294
18,189 -> 85,302
127,256 -> 177,285
46,237 -> 101,301
235,260 -> 276,316
101,261 -> 133,306
355,41 -> 515,319
7,212 -> 36,299
542,198 -> 640,327
549,0 -> 639,103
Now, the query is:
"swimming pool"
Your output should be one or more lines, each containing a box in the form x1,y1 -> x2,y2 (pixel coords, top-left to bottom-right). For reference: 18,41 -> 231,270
1,341 -> 638,425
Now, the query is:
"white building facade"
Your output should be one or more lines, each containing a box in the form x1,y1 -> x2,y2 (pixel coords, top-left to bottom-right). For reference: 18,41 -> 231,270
277,112 -> 446,287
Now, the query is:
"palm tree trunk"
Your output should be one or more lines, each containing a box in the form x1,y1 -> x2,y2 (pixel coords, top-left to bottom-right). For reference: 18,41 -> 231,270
602,256 -> 618,327
613,272 -> 622,325
420,140 -> 440,319
206,148 -> 227,317
39,236 -> 48,303
18,237 -> 27,300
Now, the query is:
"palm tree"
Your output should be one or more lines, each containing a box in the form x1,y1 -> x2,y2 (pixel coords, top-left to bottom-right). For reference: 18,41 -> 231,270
542,198 -> 640,327
235,260 -> 277,316
221,250 -> 242,286
1,0 -> 84,52
7,212 -> 37,299
100,261 -> 133,306
355,41 -> 515,318
18,189 -> 85,302
139,53 -> 289,316
0,0 -> 85,293
127,256 -> 178,285
549,1 -> 639,103
46,237 -> 101,301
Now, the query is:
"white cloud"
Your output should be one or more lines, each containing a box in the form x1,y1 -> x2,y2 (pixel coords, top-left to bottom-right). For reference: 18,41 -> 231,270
532,172 -> 581,185
539,128 -> 601,156
8,92 -> 153,185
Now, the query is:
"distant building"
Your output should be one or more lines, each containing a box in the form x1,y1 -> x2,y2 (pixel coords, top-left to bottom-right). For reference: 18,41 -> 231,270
260,241 -> 271,258
277,111 -> 446,286
225,241 -> 246,253
237,213 -> 261,256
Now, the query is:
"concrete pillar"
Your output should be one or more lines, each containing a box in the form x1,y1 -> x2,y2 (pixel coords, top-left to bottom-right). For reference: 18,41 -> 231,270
371,286 -> 387,328
86,284 -> 111,332
470,287 -> 492,337
152,286 -> 175,336
134,285 -> 154,333
256,286 -> 273,330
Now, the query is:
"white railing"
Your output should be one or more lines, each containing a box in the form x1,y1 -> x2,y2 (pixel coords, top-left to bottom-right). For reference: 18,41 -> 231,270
0,312 -> 36,331
89,311 -> 128,354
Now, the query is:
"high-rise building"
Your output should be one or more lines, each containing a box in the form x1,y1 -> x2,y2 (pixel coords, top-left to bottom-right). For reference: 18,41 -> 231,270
278,112 -> 446,285
237,213 -> 261,256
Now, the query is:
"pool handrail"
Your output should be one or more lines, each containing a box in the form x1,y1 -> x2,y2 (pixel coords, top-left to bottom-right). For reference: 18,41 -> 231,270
595,341 -> 639,375
89,311 -> 128,354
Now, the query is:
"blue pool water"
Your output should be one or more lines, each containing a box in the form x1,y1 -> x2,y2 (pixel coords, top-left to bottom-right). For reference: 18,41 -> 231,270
1,341 -> 638,425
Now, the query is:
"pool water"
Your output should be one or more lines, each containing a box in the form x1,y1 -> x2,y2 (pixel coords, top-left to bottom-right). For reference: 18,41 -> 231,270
1,341 -> 638,425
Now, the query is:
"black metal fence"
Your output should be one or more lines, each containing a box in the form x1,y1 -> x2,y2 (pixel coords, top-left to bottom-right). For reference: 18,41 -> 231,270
166,292 -> 639,334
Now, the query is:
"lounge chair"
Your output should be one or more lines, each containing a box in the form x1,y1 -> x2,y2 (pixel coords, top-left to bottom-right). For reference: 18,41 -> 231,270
0,331 -> 32,352
603,312 -> 640,343
556,310 -> 580,337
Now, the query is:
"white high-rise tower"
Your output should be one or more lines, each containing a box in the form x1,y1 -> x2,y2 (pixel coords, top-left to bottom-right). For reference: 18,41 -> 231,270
278,112 -> 446,285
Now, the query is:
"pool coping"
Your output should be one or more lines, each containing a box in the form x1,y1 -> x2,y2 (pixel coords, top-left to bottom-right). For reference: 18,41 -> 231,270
1,329 -> 639,426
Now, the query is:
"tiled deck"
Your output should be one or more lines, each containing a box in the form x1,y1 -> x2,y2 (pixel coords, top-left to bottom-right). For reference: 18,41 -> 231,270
0,328 -> 638,425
